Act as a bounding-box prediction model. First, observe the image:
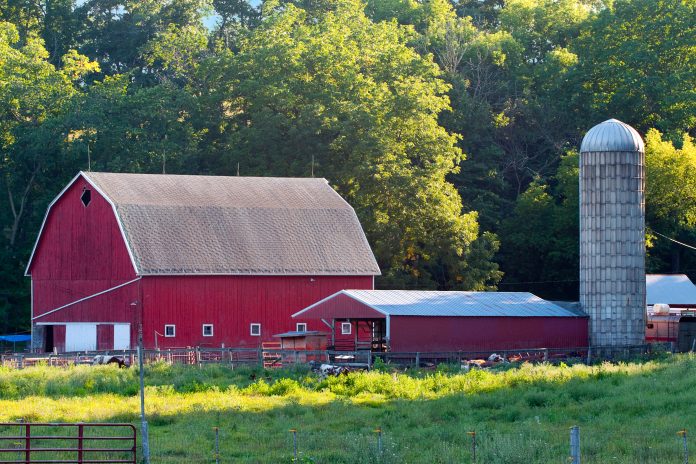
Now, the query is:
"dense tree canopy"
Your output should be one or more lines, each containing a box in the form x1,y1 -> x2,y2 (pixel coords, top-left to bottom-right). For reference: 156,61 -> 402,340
0,0 -> 694,333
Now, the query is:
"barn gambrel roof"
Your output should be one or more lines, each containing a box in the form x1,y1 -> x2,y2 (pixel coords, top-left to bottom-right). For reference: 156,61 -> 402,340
27,172 -> 380,276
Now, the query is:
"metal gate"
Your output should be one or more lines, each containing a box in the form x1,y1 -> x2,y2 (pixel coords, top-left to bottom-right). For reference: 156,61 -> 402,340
0,423 -> 136,464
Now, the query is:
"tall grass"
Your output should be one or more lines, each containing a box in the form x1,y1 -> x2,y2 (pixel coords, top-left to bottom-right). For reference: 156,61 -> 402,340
0,355 -> 694,463
0,357 -> 668,400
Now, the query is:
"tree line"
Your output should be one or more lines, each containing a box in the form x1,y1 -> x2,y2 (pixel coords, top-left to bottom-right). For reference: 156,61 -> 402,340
0,0 -> 694,333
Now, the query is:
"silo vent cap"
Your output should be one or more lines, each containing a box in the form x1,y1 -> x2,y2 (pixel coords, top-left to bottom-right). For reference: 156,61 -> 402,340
580,118 -> 644,153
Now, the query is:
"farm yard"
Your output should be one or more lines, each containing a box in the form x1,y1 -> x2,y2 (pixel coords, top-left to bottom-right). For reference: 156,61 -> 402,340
1,354 -> 695,463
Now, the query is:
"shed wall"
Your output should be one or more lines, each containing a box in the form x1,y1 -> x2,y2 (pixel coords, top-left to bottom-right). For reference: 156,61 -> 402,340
389,316 -> 589,352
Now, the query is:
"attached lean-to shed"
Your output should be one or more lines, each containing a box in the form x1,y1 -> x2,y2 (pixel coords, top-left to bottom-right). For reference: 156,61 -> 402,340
293,290 -> 588,352
26,172 -> 380,352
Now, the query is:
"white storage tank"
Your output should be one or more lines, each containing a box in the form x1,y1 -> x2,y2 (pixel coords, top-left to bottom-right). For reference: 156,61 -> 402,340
579,119 -> 646,346
652,303 -> 671,314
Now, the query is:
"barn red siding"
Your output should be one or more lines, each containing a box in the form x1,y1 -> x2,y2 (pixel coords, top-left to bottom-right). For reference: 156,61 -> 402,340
54,325 -> 66,353
30,177 -> 139,344
140,275 -> 374,349
389,316 -> 589,352
297,293 -> 385,320
97,325 -> 115,351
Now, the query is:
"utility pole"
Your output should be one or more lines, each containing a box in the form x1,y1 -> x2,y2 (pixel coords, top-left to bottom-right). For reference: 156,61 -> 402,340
133,299 -> 150,464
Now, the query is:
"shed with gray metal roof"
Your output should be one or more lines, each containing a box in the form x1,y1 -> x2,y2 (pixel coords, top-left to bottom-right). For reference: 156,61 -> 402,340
293,290 -> 588,352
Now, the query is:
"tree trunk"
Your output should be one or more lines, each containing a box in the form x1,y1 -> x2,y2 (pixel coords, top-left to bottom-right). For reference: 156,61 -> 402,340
6,168 -> 38,247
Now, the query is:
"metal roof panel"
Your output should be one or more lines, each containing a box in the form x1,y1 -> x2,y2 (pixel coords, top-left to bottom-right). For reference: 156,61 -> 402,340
342,290 -> 581,317
646,274 -> 696,305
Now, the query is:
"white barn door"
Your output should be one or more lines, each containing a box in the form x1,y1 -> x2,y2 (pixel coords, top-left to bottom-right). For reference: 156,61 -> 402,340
113,324 -> 131,350
65,324 -> 97,351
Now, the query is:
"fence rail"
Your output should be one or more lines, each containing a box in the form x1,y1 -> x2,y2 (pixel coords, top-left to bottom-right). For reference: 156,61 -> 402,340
0,423 -> 136,464
0,344 -> 660,369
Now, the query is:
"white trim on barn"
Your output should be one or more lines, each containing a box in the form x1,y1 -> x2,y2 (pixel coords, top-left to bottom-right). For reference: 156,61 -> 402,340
341,321 -> 352,335
164,325 -> 176,337
31,277 -> 142,321
30,279 -> 34,351
83,173 -> 140,273
292,290 -> 390,319
25,172 -> 82,276
24,172 -> 140,276
36,322 -> 120,325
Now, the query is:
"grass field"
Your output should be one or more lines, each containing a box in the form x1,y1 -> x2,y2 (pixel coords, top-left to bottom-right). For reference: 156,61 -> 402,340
1,354 -> 695,463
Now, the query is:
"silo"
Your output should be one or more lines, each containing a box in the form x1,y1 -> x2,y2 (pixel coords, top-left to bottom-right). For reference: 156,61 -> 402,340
579,119 -> 645,346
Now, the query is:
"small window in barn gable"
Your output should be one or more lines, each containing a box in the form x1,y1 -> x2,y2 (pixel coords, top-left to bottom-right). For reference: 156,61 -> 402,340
164,325 -> 176,337
250,323 -> 261,337
341,322 -> 352,335
81,188 -> 92,207
296,323 -> 307,332
202,324 -> 214,337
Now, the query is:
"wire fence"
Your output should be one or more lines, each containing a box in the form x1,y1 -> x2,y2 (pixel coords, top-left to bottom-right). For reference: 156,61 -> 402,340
0,344 -> 661,370
1,422 -> 690,463
138,424 -> 690,463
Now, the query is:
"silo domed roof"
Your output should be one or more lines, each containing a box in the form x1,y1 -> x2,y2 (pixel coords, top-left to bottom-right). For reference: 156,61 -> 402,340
580,119 -> 644,153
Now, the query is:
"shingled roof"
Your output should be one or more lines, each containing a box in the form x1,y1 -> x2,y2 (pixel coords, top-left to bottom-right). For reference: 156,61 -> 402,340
32,172 -> 381,276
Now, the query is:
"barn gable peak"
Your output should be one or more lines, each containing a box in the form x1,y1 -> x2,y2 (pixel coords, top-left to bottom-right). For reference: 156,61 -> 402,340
27,172 -> 380,277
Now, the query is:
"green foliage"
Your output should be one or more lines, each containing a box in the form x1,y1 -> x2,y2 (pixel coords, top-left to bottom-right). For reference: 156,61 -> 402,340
0,22 -> 99,332
501,128 -> 696,294
573,0 -> 696,137
205,0 -> 501,289
645,129 -> 696,272
497,152 -> 580,299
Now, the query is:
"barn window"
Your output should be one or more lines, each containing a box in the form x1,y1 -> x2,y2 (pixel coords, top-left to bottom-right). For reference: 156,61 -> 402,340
202,324 -> 214,337
296,323 -> 307,332
647,323 -> 654,329
341,322 -> 352,335
250,323 -> 261,337
164,325 -> 176,337
81,188 -> 92,207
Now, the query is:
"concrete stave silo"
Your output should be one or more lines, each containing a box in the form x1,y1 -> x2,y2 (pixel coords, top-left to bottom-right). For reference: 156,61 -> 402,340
579,119 -> 645,346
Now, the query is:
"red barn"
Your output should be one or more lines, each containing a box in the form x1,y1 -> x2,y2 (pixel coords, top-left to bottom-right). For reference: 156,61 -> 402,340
293,290 -> 588,352
26,172 -> 380,352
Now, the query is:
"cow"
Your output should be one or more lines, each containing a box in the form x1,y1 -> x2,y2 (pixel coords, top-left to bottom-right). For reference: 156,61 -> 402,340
92,355 -> 127,368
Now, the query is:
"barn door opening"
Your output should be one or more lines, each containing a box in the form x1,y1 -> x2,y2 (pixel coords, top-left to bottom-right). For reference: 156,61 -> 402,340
65,324 -> 97,352
44,325 -> 54,352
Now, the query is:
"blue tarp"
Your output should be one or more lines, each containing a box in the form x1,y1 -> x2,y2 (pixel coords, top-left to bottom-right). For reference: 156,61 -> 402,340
0,335 -> 31,343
